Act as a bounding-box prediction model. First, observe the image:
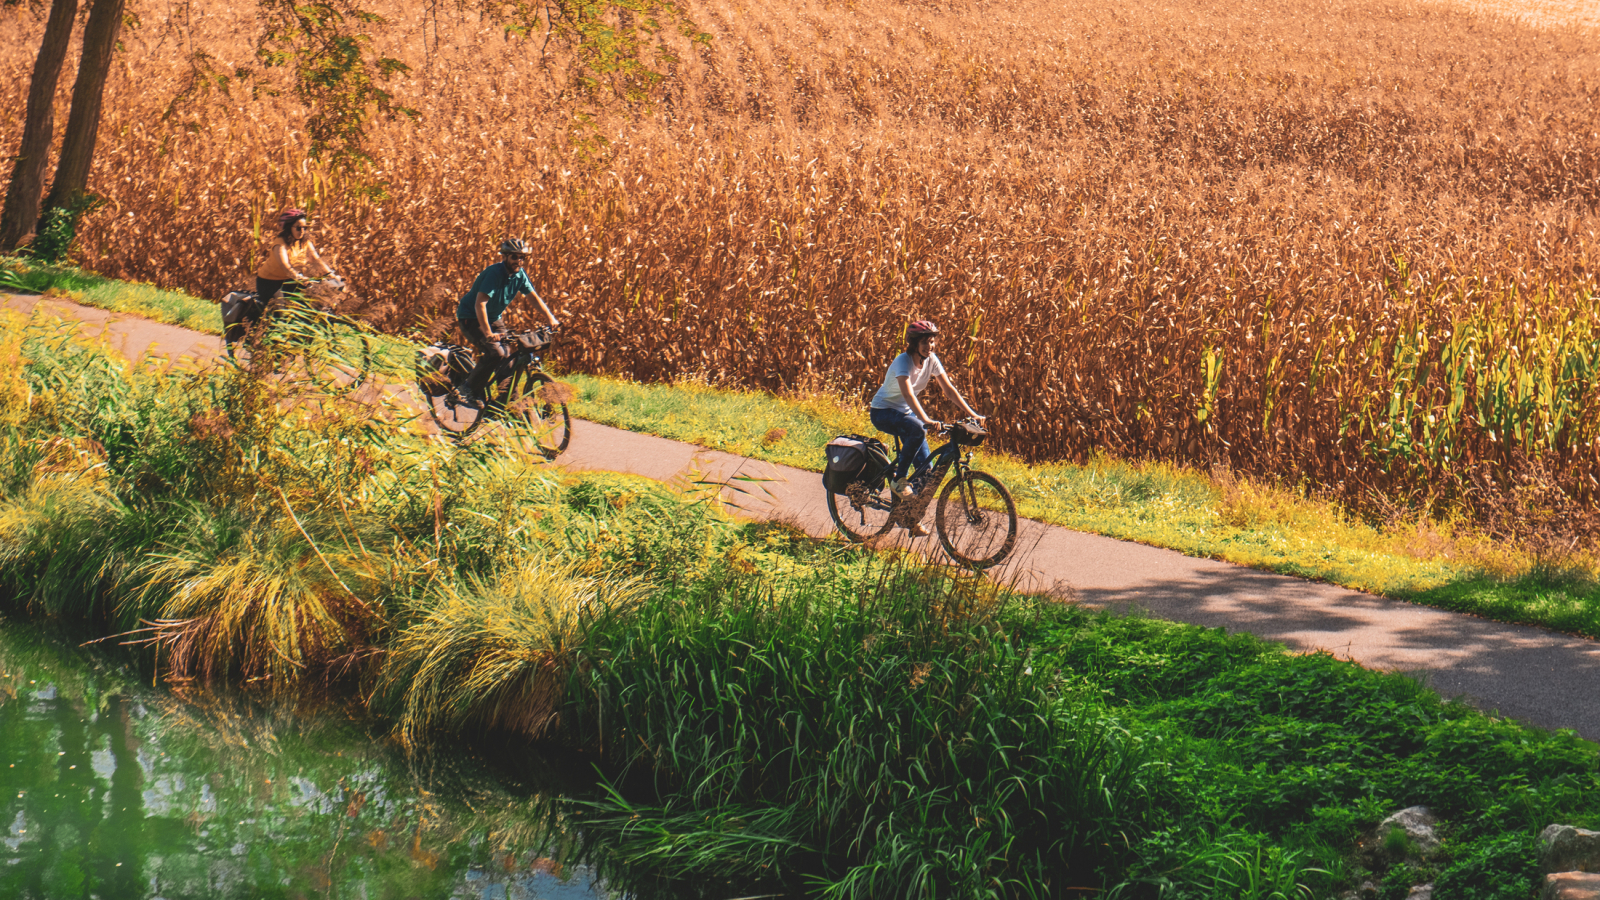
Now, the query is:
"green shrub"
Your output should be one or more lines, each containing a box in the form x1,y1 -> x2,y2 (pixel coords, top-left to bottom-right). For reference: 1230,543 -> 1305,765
1432,832 -> 1541,900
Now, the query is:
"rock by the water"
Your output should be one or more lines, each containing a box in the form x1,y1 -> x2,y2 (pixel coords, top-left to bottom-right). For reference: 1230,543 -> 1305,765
1543,871 -> 1600,900
1543,825 -> 1600,874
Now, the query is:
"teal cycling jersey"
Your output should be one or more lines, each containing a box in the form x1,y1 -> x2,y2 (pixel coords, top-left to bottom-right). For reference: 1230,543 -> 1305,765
457,262 -> 536,323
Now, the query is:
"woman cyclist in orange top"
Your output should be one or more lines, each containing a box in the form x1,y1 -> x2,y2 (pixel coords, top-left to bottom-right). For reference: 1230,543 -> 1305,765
228,208 -> 336,349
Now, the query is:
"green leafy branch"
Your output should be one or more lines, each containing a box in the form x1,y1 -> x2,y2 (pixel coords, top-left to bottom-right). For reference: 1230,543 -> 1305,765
255,0 -> 419,167
488,0 -> 710,106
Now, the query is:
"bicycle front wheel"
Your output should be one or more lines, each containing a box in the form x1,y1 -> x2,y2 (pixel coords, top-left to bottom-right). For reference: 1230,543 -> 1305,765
935,471 -> 1018,569
827,481 -> 895,542
264,305 -> 373,397
495,369 -> 571,459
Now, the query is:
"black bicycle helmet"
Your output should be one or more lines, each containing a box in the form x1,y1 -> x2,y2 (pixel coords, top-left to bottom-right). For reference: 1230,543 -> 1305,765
499,237 -> 531,257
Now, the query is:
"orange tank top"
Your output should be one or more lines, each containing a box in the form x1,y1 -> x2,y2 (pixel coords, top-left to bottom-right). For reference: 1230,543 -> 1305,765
256,237 -> 312,280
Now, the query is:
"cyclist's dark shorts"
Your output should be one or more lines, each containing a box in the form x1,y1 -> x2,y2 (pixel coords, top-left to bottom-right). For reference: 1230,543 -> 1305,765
225,277 -> 304,345
458,317 -> 506,355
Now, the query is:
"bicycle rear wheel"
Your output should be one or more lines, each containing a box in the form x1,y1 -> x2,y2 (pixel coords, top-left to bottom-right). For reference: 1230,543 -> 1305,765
827,481 -> 896,542
493,369 -> 571,459
935,471 -> 1018,569
419,378 -> 484,438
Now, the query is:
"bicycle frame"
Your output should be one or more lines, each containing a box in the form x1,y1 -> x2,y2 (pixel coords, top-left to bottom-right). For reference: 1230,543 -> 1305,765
484,334 -> 552,391
887,432 -> 973,528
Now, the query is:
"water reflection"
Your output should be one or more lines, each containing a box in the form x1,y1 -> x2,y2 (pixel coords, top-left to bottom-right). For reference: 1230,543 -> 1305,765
0,621 -> 609,899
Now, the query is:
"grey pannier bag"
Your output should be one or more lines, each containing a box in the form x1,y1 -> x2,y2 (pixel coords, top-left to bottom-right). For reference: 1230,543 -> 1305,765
822,434 -> 891,494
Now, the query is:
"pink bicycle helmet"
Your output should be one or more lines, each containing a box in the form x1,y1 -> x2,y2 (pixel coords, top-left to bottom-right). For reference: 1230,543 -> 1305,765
906,319 -> 940,347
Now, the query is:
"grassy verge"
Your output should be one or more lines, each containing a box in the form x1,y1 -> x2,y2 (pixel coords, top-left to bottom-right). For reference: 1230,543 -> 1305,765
9,259 -> 1599,639
560,371 -> 1600,636
0,255 -> 221,333
1,310 -> 1596,898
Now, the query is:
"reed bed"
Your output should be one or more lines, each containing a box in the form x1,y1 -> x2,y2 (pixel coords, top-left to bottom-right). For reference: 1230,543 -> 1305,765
3,0 -> 1599,519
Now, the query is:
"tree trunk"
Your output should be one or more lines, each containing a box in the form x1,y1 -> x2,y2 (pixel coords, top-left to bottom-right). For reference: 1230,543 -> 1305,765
41,0 -> 128,216
0,0 -> 80,252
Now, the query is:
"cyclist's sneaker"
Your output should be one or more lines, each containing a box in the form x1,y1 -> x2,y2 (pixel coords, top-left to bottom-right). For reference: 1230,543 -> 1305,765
907,521 -> 931,537
448,385 -> 485,411
892,478 -> 915,499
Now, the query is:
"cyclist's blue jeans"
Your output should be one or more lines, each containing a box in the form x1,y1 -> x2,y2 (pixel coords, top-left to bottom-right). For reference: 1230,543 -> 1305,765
870,406 -> 930,483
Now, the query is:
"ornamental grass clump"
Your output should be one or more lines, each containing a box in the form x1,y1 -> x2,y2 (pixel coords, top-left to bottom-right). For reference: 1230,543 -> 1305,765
383,557 -> 645,751
132,505 -> 395,686
0,309 -> 431,688
0,433 -> 127,622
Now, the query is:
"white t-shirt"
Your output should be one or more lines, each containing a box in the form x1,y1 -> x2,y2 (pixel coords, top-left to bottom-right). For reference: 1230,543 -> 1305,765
870,352 -> 946,413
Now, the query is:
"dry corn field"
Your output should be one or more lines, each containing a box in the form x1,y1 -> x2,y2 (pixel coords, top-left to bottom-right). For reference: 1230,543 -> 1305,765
1442,0 -> 1600,31
4,0 -> 1600,515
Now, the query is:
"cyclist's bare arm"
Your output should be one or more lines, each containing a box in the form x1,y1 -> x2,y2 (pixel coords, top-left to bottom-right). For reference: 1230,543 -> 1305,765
522,287 -> 560,329
933,372 -> 984,420
474,294 -> 497,336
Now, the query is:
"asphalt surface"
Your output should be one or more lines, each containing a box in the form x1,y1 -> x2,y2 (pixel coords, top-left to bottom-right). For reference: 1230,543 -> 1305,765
9,292 -> 1600,740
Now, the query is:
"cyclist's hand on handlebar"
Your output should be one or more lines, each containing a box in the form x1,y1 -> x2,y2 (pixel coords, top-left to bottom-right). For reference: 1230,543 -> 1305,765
924,419 -> 944,433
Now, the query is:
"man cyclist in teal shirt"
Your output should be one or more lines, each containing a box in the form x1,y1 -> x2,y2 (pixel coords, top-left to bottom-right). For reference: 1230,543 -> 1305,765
455,237 -> 560,405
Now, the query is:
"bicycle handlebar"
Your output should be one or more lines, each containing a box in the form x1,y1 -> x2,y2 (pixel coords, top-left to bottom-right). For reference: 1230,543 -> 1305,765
295,274 -> 346,290
931,415 -> 987,434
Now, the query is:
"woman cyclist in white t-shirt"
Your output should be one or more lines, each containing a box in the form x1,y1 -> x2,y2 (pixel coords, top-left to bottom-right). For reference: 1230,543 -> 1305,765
869,320 -> 985,530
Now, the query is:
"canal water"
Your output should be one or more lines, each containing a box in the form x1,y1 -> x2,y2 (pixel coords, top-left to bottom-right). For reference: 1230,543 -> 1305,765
0,618 -> 611,899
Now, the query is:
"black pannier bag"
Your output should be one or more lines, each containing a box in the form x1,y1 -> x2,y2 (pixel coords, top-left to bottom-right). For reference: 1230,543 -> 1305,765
950,420 -> 988,446
220,290 -> 258,329
822,434 -> 891,494
416,343 -> 475,397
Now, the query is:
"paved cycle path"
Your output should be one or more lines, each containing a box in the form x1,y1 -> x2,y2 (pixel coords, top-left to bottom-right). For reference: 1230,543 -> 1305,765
9,292 -> 1600,740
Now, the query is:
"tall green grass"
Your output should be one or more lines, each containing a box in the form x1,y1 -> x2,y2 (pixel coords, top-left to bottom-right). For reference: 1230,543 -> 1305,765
382,557 -> 646,750
558,561 -> 1151,897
